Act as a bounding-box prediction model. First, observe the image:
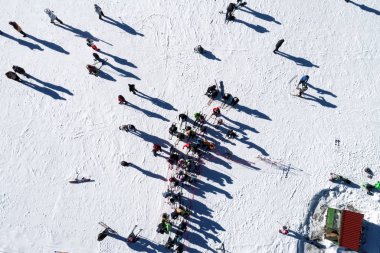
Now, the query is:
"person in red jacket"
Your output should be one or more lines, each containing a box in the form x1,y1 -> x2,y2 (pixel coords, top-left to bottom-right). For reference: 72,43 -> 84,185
152,144 -> 162,157
212,107 -> 221,117
118,95 -> 127,104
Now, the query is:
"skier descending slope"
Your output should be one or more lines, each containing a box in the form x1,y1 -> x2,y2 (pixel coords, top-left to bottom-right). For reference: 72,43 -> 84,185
44,9 -> 64,24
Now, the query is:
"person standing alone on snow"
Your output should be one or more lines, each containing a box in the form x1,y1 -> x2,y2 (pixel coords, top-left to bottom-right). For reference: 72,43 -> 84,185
94,4 -> 105,20
9,21 -> 27,37
273,39 -> 284,53
128,84 -> 138,94
44,9 -> 63,24
297,75 -> 309,97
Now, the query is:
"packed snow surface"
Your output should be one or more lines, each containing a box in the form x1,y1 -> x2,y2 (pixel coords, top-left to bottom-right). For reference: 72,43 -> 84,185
0,0 -> 380,252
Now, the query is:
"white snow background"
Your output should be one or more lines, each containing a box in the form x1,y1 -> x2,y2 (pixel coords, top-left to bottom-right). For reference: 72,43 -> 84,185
0,0 -> 380,252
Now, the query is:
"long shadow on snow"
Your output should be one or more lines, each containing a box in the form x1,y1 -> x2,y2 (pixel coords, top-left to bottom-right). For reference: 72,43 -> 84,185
202,152 -> 233,170
136,92 -> 177,111
192,177 -> 232,199
129,163 -> 166,181
0,32 -> 43,51
99,50 -> 137,68
307,83 -> 337,98
103,61 -> 140,80
21,80 -> 65,100
235,104 -> 272,121
239,6 -> 281,24
187,212 -> 224,249
127,237 -> 167,252
102,16 -> 144,36
221,115 -> 259,135
127,103 -> 170,122
55,23 -> 113,46
233,19 -> 269,33
200,157 -> 233,185
201,50 -> 221,61
108,233 -> 166,252
212,148 -> 260,171
239,135 -> 269,156
287,230 -> 326,251
302,93 -> 337,108
27,34 -> 69,55
275,51 -> 319,68
28,75 -> 73,96
97,70 -> 116,82
131,130 -> 171,148
348,0 -> 380,15
181,196 -> 214,218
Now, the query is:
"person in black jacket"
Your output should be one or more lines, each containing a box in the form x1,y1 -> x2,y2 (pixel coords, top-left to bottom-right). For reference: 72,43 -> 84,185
5,71 -> 22,82
12,66 -> 29,78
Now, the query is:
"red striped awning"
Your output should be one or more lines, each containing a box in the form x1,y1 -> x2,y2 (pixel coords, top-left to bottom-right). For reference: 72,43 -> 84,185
339,210 -> 364,251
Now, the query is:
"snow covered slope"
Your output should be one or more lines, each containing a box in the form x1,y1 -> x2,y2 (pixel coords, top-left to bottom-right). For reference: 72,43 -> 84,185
0,0 -> 379,252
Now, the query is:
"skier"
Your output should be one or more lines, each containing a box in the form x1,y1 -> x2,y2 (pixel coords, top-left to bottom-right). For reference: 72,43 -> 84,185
273,39 -> 285,53
93,53 -> 102,63
118,95 -> 127,104
210,89 -> 219,100
176,244 -> 184,253
5,71 -> 22,82
86,38 -> 100,51
169,123 -> 178,136
298,75 -> 309,85
226,3 -> 237,22
165,237 -> 174,249
178,220 -> 187,231
120,161 -> 130,167
212,107 -> 221,117
128,84 -> 138,94
12,66 -> 29,78
205,85 -> 217,96
194,45 -> 204,54
9,21 -> 27,37
363,183 -> 375,195
297,76 -> 309,97
226,130 -> 237,139
97,228 -> 109,241
87,64 -> 99,76
279,226 -> 289,235
119,124 -> 136,132
230,97 -> 240,107
200,125 -> 207,135
194,112 -> 202,121
183,142 -> 191,153
222,93 -> 232,105
215,119 -> 223,129
179,113 -> 187,122
44,9 -> 64,24
152,144 -> 162,156
94,4 -> 105,19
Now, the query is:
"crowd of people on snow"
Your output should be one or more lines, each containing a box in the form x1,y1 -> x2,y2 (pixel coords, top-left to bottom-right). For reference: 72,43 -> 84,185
2,0 -> 376,251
